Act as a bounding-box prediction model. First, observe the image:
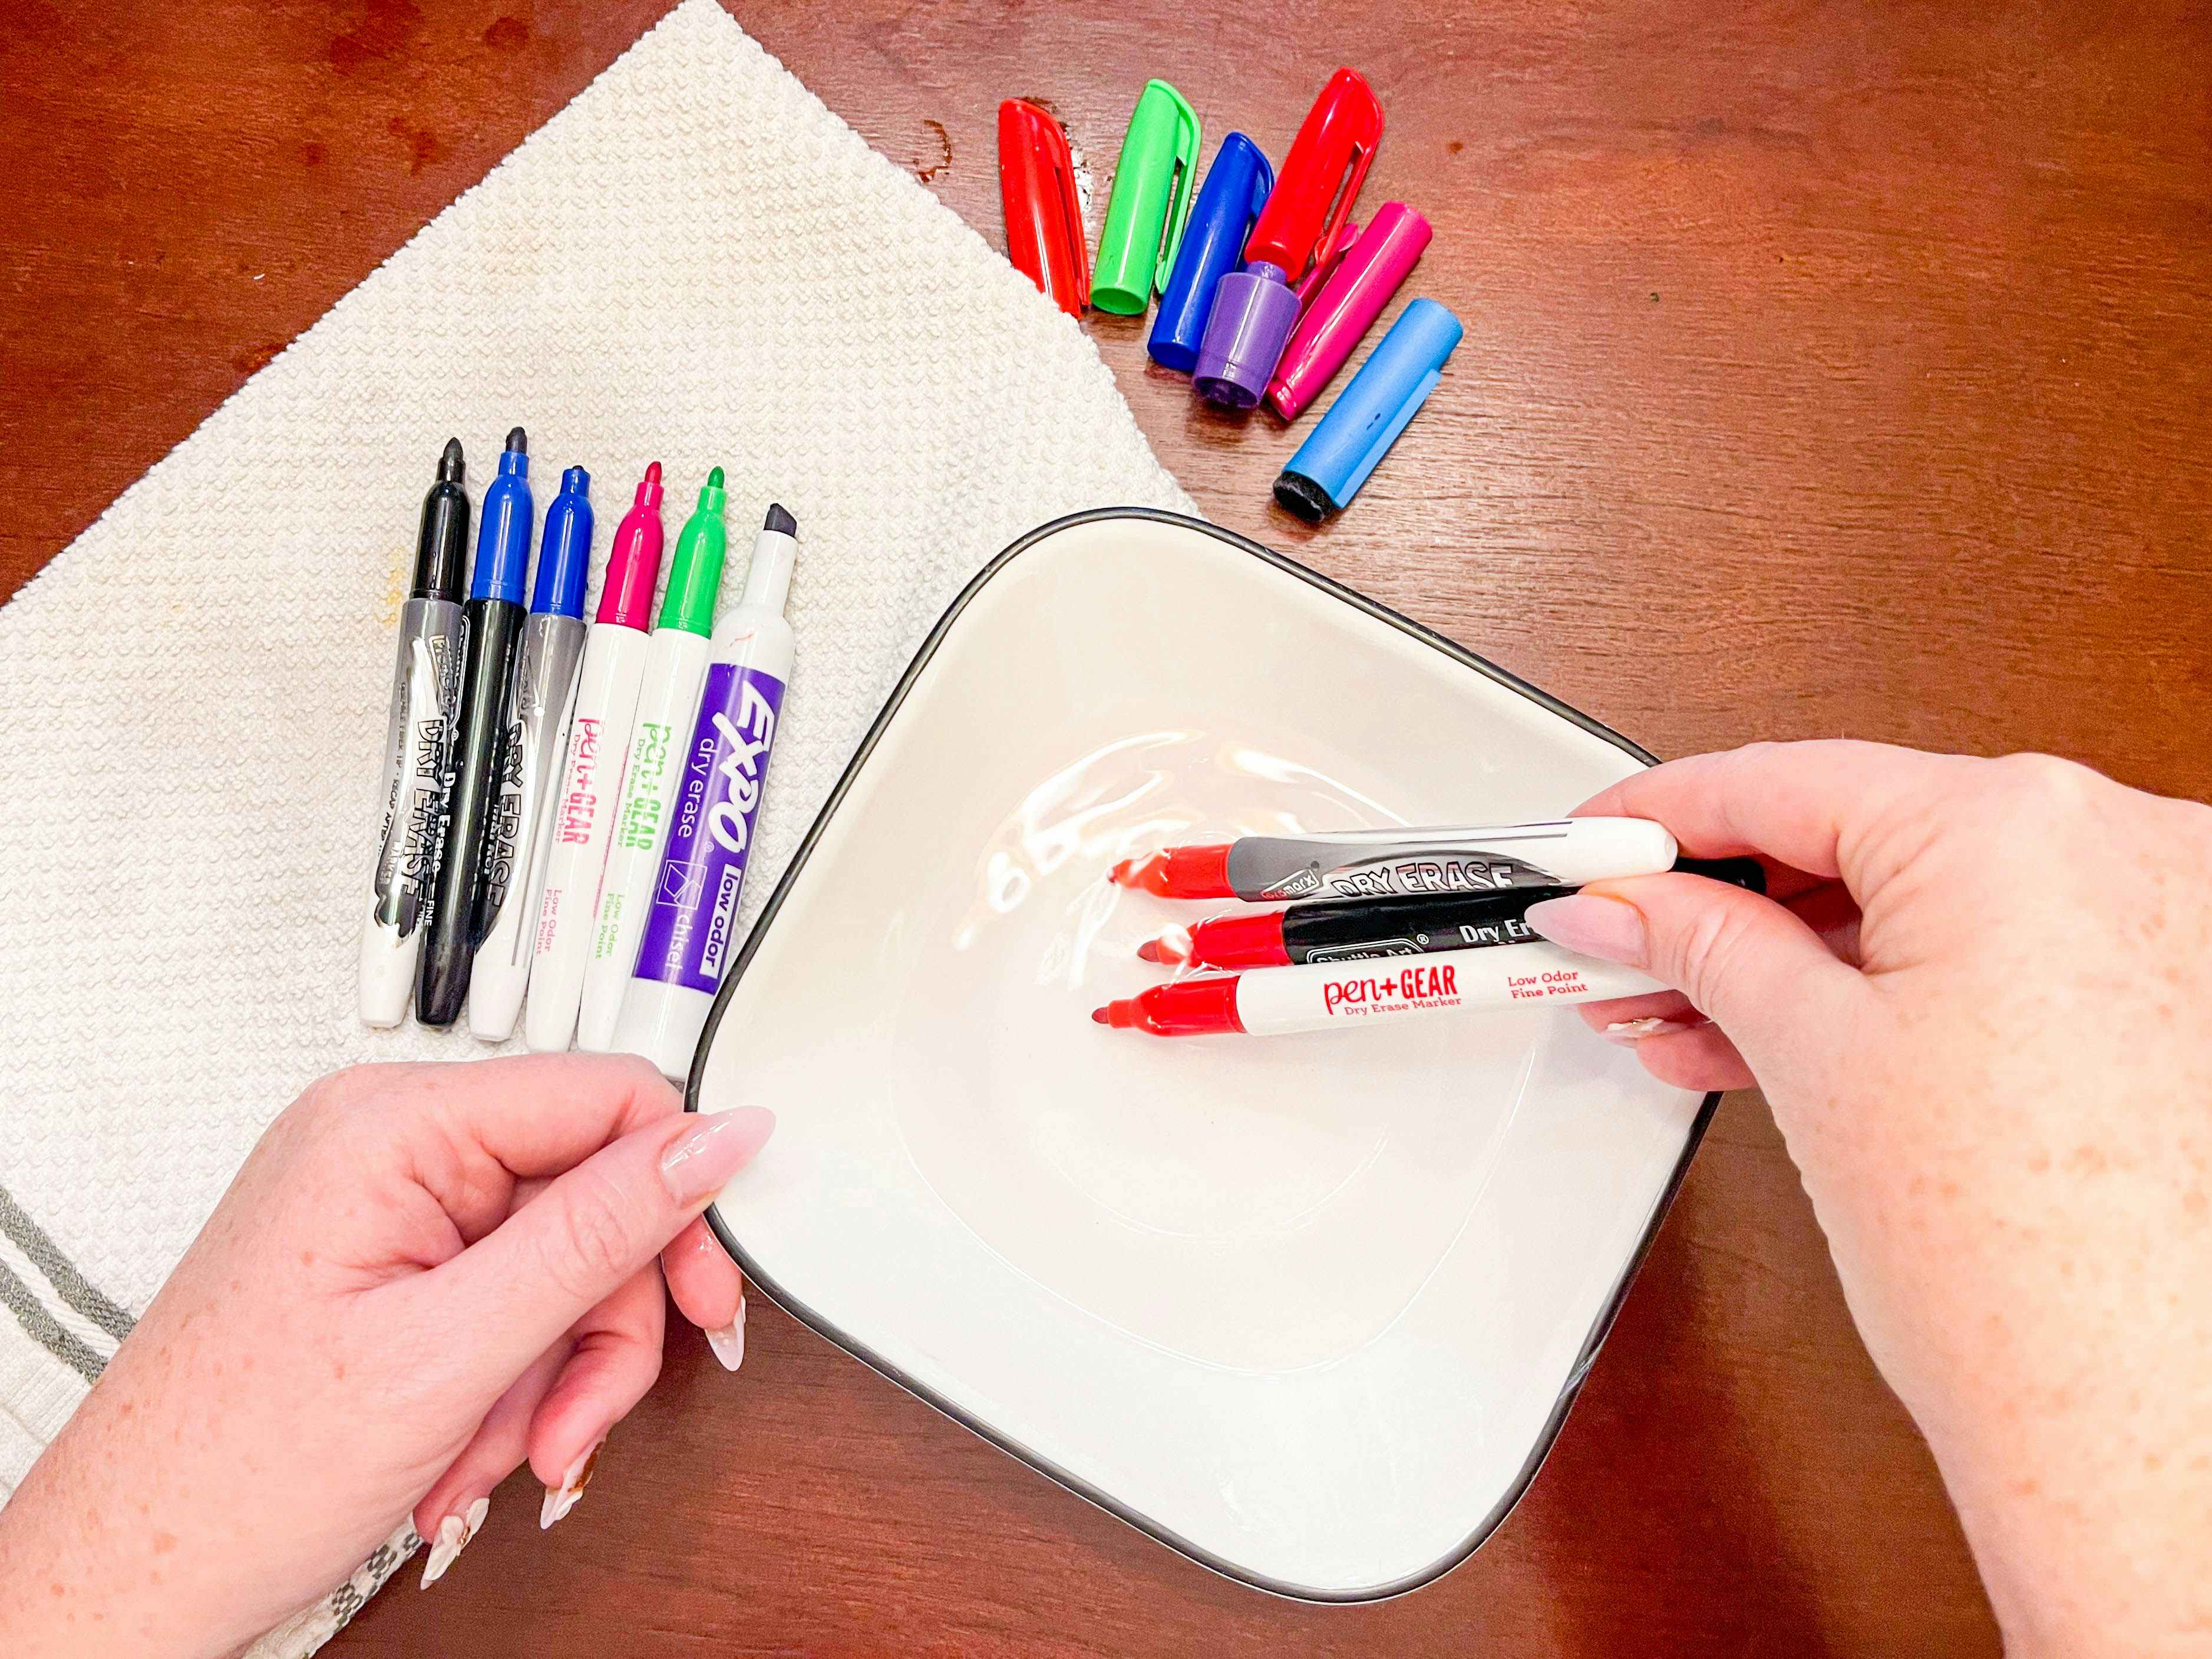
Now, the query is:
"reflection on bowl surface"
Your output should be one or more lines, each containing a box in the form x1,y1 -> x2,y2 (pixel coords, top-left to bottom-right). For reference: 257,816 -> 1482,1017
889,726 -> 1543,1374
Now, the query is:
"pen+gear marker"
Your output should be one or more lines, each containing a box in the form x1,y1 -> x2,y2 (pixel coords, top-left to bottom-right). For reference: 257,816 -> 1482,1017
359,438 -> 469,1027
523,462 -> 666,1053
613,504 -> 798,1080
576,467 -> 728,1053
1092,944 -> 1665,1038
417,427 -> 534,1027
467,465 -> 593,1042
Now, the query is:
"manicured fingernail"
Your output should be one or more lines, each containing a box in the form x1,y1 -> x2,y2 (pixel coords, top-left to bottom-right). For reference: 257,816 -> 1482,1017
540,1442 -> 603,1530
1523,894 -> 1648,965
1604,1017 -> 1692,1043
660,1107 -> 777,1205
421,1495 -> 489,1588
706,1294 -> 745,1372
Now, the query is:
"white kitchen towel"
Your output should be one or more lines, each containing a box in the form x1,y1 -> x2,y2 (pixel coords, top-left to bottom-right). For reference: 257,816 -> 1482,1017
0,1 -> 1188,1648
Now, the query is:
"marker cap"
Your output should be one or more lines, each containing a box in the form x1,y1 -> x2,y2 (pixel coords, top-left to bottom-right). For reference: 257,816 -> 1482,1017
470,430 -> 534,605
998,99 -> 1090,317
658,467 -> 728,636
1265,203 -> 1431,421
1274,298 -> 1462,521
531,467 -> 594,619
599,463 -> 665,630
1090,80 -> 1201,315
1148,133 -> 1273,372
1195,69 -> 1383,403
1193,261 -> 1302,407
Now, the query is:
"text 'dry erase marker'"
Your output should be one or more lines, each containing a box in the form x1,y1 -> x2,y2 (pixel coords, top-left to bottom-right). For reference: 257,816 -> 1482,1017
613,504 -> 798,1080
1111,818 -> 1678,903
1274,297 -> 1461,521
577,467 -> 728,1052
416,427 -> 533,1027
359,438 -> 469,1027
1140,858 -> 1763,968
1092,944 -> 1665,1038
524,463 -> 666,1053
468,466 -> 593,1042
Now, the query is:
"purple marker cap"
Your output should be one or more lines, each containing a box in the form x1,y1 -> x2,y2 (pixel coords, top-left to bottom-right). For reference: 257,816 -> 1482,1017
1193,262 -> 1302,408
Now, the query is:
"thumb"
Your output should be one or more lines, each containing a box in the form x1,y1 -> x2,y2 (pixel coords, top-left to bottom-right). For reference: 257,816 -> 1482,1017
1523,873 -> 1860,1060
419,1106 -> 775,1396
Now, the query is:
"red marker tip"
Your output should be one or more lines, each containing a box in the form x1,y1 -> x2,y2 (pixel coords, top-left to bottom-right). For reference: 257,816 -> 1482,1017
1107,845 -> 1233,899
1091,1004 -> 1113,1024
644,460 -> 662,483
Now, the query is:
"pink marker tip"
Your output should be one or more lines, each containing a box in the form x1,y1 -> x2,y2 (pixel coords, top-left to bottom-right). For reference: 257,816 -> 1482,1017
645,460 -> 662,483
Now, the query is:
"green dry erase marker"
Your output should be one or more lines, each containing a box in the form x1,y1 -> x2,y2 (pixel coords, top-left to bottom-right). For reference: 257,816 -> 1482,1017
1091,80 -> 1201,315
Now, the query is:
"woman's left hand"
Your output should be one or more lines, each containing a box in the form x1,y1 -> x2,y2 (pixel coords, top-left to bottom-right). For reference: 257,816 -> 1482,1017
0,1054 -> 771,1659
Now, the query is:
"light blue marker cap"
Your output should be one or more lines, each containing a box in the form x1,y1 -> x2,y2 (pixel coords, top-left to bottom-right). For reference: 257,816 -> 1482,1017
1272,298 -> 1463,522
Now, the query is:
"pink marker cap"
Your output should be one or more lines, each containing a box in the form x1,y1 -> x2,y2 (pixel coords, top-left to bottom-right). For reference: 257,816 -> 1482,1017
1265,202 -> 1433,422
596,461 -> 665,630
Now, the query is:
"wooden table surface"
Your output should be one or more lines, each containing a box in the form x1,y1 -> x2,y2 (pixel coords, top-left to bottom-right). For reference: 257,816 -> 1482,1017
5,1 -> 2208,1652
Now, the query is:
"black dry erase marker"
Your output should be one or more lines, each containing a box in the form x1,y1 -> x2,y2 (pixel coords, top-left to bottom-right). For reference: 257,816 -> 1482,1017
416,427 -> 533,1027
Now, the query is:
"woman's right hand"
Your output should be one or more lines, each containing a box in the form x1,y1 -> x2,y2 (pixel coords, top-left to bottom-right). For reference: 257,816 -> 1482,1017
1521,742 -> 2212,1658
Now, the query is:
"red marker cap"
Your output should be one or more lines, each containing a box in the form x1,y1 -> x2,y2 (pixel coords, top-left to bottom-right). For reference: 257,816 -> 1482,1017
1244,69 -> 1384,283
998,100 -> 1090,316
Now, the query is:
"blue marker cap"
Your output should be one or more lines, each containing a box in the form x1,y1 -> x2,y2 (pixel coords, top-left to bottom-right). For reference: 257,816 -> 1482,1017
1273,299 -> 1462,521
531,466 -> 594,618
470,426 -> 534,604
1147,134 -> 1273,374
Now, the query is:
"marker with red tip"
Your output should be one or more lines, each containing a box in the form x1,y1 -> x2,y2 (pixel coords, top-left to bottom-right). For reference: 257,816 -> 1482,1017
1093,944 -> 1663,1040
1137,860 -> 1762,969
523,461 -> 668,1051
1111,819 -> 1679,904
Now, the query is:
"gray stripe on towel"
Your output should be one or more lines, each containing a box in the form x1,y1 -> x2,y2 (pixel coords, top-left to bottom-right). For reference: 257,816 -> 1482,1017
0,1257 -> 105,1385
0,1183 -> 134,1343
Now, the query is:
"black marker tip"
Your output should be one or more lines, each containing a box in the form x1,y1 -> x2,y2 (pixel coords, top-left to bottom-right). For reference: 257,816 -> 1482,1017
505,426 -> 527,454
764,503 -> 796,536
438,437 -> 464,481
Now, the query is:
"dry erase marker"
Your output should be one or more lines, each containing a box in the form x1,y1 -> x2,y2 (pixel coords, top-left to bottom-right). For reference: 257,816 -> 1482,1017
417,428 -> 534,1026
1092,944 -> 1663,1039
1138,858 -> 1764,968
577,468 -> 728,1052
1110,819 -> 1679,903
359,439 -> 469,1027
468,466 -> 593,1042
614,504 -> 797,1079
524,463 -> 666,1053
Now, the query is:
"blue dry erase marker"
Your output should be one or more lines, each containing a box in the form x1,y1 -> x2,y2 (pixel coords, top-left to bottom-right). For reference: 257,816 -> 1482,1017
1272,298 -> 1463,522
1148,133 -> 1274,374
471,465 -> 595,1040
418,427 -> 534,1026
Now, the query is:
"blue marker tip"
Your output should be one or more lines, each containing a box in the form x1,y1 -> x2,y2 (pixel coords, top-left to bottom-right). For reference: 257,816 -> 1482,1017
470,436 -> 535,605
531,467 -> 595,619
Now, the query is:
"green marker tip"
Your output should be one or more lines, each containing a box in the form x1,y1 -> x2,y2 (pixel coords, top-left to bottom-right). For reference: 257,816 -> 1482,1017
707,466 -> 725,489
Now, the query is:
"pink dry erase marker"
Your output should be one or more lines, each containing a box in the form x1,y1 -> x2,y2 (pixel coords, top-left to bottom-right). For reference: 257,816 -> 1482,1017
1265,202 -> 1432,421
523,461 -> 666,1052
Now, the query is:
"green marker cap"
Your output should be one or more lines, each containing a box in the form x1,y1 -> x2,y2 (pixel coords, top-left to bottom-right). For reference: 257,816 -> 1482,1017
1090,80 -> 1200,315
658,466 -> 728,635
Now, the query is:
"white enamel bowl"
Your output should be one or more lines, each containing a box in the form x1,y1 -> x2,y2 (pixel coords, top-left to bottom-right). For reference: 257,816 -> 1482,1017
691,510 -> 1710,1600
